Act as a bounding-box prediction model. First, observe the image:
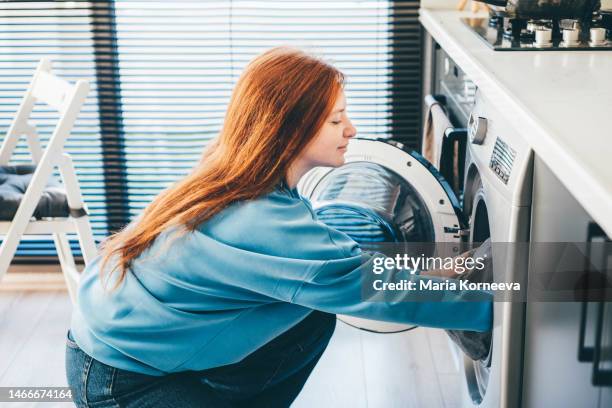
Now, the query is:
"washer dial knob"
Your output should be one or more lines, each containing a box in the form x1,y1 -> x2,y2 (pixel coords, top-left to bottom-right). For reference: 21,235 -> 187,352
468,113 -> 488,145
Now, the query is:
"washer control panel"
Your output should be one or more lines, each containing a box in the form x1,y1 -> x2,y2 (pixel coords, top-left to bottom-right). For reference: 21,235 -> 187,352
489,137 -> 517,185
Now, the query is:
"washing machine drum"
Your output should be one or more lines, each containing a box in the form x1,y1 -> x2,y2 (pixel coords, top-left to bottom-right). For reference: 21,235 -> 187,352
298,138 -> 465,333
310,161 -> 435,251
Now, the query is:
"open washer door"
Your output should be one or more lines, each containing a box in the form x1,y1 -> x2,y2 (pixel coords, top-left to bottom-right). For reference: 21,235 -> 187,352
298,138 -> 466,333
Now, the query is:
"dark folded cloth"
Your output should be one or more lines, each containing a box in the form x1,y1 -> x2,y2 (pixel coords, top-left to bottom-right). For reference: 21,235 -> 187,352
445,239 -> 493,361
446,325 -> 492,361
0,164 -> 69,220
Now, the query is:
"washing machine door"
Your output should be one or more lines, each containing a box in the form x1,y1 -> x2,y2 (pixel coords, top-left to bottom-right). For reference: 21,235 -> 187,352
298,138 -> 466,333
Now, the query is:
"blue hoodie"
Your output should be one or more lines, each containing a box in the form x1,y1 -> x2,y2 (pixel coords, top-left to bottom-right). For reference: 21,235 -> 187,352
70,184 -> 492,376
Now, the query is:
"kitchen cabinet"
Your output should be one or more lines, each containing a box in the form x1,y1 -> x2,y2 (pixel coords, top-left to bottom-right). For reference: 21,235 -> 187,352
522,156 -> 611,407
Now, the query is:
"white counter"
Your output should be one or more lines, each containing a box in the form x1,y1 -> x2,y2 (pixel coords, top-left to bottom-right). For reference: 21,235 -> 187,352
419,8 -> 612,237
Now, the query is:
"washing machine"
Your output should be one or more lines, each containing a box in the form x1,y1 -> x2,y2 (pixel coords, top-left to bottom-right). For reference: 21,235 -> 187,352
456,89 -> 533,408
298,137 -> 468,333
298,88 -> 533,408
423,45 -> 529,407
422,43 -> 475,201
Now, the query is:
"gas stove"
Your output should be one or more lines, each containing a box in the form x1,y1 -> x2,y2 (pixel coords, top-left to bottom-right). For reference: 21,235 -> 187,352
462,11 -> 612,51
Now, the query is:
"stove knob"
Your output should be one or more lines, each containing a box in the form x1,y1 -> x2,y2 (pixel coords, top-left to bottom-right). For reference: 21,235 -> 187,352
589,27 -> 608,46
468,113 -> 487,145
534,27 -> 553,47
562,28 -> 580,46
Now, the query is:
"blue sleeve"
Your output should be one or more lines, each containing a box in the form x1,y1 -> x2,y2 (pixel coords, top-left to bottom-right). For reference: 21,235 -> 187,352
290,252 -> 493,332
289,198 -> 492,332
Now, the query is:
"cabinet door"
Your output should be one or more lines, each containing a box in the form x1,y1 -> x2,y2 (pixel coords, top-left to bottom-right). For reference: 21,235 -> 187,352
523,157 -> 602,407
595,229 -> 612,406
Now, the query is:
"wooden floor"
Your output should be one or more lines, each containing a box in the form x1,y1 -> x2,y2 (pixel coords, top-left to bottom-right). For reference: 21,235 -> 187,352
0,290 -> 465,407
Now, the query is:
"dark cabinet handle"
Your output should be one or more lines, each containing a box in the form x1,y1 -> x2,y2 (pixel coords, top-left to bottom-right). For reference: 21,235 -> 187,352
580,222 -> 612,387
592,301 -> 612,386
577,223 -> 604,362
578,300 -> 595,361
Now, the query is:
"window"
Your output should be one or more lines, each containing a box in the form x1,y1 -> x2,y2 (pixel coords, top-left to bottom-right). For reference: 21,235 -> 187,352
0,1 -> 106,259
0,0 -> 421,260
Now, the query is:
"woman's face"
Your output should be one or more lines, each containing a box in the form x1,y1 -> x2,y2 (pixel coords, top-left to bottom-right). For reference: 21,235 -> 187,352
300,89 -> 357,169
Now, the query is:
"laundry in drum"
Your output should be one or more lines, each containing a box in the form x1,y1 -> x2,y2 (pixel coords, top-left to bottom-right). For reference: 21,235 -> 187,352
445,239 -> 493,361
309,161 -> 436,252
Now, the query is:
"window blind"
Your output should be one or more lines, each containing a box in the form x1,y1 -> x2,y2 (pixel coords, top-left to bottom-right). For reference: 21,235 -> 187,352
112,0 -> 399,219
0,0 -> 422,261
0,1 -> 106,260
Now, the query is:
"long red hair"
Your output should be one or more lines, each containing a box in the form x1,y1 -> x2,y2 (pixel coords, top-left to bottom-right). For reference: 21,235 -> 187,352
99,46 -> 345,290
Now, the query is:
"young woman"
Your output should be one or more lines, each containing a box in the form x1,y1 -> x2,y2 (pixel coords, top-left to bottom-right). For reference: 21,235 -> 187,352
65,47 -> 492,407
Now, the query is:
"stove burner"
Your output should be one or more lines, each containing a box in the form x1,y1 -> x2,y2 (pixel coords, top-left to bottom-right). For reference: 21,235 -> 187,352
467,12 -> 612,51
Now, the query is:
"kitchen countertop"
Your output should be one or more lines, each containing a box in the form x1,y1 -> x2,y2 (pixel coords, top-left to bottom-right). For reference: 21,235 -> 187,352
419,8 -> 612,237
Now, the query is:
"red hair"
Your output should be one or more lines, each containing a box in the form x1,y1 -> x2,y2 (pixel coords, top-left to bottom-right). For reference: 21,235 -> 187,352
99,46 -> 345,290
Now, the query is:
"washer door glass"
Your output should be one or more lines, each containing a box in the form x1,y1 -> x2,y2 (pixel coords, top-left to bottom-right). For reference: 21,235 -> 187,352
309,161 -> 436,251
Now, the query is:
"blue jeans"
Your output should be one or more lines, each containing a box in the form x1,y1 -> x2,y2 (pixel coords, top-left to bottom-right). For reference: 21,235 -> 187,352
65,310 -> 336,407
